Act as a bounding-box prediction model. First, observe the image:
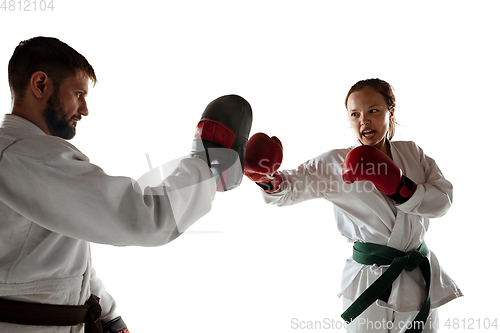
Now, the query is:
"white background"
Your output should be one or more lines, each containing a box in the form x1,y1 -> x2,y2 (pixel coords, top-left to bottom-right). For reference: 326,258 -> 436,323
1,1 -> 499,332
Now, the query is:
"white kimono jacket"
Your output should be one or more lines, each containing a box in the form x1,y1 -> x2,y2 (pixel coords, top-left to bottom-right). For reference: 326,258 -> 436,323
0,114 -> 216,332
262,140 -> 463,312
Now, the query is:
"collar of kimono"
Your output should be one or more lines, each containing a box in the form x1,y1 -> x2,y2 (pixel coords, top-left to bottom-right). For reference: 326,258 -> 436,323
341,241 -> 431,333
1,114 -> 46,135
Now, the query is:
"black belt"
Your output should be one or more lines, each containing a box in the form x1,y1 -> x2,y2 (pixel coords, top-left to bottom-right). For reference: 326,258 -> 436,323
0,294 -> 102,332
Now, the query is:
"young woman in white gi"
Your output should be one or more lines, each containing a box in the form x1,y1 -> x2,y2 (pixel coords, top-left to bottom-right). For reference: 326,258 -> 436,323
244,79 -> 463,333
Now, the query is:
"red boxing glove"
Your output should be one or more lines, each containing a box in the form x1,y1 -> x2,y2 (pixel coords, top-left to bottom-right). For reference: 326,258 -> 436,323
244,133 -> 283,192
342,145 -> 417,203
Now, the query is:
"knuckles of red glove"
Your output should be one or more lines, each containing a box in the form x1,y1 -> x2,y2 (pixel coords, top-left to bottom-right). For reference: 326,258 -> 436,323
342,145 -> 402,196
244,132 -> 283,183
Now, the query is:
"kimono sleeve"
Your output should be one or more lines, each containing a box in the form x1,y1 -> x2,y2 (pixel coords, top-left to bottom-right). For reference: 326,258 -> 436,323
262,150 -> 344,206
0,135 -> 216,246
396,143 -> 453,218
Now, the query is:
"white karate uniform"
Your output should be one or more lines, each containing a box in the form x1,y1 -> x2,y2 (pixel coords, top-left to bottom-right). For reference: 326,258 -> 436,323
0,114 -> 217,332
262,140 -> 463,331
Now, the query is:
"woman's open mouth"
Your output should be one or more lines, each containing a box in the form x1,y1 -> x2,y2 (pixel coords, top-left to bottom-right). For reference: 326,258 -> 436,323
362,129 -> 375,139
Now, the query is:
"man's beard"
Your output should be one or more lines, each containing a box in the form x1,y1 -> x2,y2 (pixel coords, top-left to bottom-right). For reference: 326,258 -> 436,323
42,89 -> 79,140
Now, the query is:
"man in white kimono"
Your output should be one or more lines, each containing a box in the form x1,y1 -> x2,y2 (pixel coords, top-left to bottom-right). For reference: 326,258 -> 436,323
0,37 -> 251,332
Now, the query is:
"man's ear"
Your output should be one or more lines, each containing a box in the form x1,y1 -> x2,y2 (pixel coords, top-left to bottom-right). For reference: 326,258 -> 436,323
30,71 -> 51,99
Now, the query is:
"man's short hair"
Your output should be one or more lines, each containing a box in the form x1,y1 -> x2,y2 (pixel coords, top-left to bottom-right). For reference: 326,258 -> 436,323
8,36 -> 97,100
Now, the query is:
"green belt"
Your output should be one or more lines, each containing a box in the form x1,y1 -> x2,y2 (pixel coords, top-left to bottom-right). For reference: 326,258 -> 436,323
341,241 -> 431,333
